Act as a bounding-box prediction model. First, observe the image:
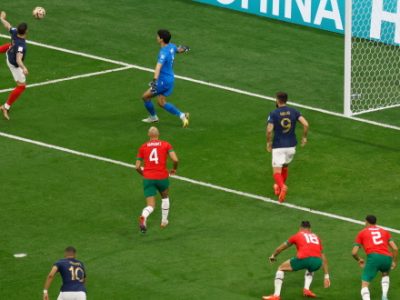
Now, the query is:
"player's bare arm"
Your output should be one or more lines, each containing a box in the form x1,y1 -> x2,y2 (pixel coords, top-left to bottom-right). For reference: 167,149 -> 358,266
266,123 -> 274,152
16,52 -> 28,75
321,253 -> 331,288
298,116 -> 309,147
351,245 -> 365,267
169,151 -> 179,175
43,266 -> 58,300
389,240 -> 398,269
269,242 -> 291,262
135,159 -> 144,176
0,11 -> 11,31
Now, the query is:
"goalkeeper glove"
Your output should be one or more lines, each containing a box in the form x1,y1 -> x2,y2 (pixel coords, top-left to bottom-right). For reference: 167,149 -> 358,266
149,79 -> 158,94
178,45 -> 190,53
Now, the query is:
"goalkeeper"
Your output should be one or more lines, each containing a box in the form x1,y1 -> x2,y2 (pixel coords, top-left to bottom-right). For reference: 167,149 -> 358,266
141,29 -> 190,128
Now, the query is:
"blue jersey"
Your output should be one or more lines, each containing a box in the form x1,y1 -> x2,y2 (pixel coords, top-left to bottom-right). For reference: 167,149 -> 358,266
268,106 -> 302,148
157,43 -> 178,82
7,28 -> 27,68
54,258 -> 86,293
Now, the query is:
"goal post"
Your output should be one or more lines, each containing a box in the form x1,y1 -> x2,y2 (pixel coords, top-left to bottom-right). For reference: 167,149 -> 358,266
344,0 -> 400,117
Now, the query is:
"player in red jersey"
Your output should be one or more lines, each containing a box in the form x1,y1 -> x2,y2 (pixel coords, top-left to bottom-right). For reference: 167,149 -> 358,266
135,126 -> 178,233
352,215 -> 398,300
263,221 -> 330,300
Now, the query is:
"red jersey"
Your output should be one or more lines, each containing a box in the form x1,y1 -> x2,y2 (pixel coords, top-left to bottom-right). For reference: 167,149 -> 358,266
355,226 -> 393,256
287,230 -> 323,259
137,140 -> 173,180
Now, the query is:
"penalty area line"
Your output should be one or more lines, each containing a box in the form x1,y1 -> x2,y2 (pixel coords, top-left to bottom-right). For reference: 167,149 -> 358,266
0,66 -> 134,94
0,130 -> 399,235
1,35 -> 399,131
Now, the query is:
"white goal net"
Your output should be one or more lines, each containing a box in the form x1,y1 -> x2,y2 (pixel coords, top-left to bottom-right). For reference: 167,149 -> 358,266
344,0 -> 400,116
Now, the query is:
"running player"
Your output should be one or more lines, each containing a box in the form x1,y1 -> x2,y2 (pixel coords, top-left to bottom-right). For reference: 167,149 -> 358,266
266,92 -> 309,202
263,221 -> 330,300
352,215 -> 398,300
136,126 -> 178,233
0,11 -> 28,120
43,246 -> 87,300
141,29 -> 190,128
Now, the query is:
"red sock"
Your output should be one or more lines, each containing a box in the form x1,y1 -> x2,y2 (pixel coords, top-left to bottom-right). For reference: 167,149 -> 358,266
273,173 -> 284,189
0,43 -> 11,53
282,167 -> 288,183
6,85 -> 26,107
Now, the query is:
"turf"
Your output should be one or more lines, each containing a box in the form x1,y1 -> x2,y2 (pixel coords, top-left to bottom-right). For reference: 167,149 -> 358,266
0,0 -> 399,299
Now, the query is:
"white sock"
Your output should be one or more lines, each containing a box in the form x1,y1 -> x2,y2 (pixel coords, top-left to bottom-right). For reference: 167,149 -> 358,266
142,206 -> 154,219
382,276 -> 390,298
161,198 -> 170,222
4,103 -> 10,110
304,271 -> 314,290
274,270 -> 284,296
179,113 -> 185,120
361,287 -> 370,300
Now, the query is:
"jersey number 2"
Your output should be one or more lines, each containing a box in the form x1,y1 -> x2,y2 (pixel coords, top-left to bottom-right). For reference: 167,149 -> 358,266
149,148 -> 159,164
371,231 -> 384,245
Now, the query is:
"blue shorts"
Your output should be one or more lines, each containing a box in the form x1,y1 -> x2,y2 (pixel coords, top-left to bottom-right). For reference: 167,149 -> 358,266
153,79 -> 174,97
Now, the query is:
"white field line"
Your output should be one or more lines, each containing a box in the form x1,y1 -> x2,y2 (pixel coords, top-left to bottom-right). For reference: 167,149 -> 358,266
352,102 -> 400,116
0,131 -> 399,235
1,35 -> 399,131
0,66 -> 133,94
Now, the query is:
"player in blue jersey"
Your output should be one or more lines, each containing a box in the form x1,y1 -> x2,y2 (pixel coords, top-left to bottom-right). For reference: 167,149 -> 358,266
0,11 -> 28,120
141,29 -> 190,128
266,92 -> 309,203
43,247 -> 87,300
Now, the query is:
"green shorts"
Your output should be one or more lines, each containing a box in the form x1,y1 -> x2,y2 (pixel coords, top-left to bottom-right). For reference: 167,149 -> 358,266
290,257 -> 322,272
143,178 -> 169,198
362,254 -> 392,282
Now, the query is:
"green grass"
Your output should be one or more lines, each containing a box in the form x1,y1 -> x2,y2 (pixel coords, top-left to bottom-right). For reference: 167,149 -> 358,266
0,0 -> 399,299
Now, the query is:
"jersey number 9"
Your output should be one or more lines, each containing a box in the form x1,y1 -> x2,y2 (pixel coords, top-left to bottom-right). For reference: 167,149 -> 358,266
281,118 -> 292,134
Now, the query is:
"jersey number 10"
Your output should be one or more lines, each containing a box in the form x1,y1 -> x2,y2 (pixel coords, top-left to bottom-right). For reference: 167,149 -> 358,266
69,266 -> 85,282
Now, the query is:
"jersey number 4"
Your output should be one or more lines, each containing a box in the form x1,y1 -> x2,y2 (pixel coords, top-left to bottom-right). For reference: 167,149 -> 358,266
149,148 -> 159,164
304,233 -> 320,245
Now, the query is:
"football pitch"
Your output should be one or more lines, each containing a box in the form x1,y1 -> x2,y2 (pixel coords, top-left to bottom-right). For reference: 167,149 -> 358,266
0,0 -> 399,299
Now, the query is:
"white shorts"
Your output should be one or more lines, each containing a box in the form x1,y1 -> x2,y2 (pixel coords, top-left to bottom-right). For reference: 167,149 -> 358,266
57,292 -> 86,300
272,147 -> 296,168
6,55 -> 26,83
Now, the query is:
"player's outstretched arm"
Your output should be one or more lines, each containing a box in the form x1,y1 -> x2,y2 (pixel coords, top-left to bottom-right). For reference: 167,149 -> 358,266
298,116 -> 309,147
177,45 -> 190,54
321,253 -> 331,288
43,266 -> 58,300
389,240 -> 398,269
0,11 -> 12,31
169,151 -> 179,175
269,242 -> 290,262
266,123 -> 274,152
351,245 -> 365,267
135,159 -> 144,176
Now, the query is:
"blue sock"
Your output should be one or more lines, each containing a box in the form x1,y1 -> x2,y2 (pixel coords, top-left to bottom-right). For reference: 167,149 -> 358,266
144,101 -> 156,116
163,103 -> 182,118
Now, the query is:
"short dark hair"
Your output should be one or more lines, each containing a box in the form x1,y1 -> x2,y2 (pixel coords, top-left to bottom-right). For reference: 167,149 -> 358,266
157,29 -> 171,44
64,246 -> 77,254
17,23 -> 28,35
366,215 -> 377,225
276,92 -> 288,103
300,221 -> 311,228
